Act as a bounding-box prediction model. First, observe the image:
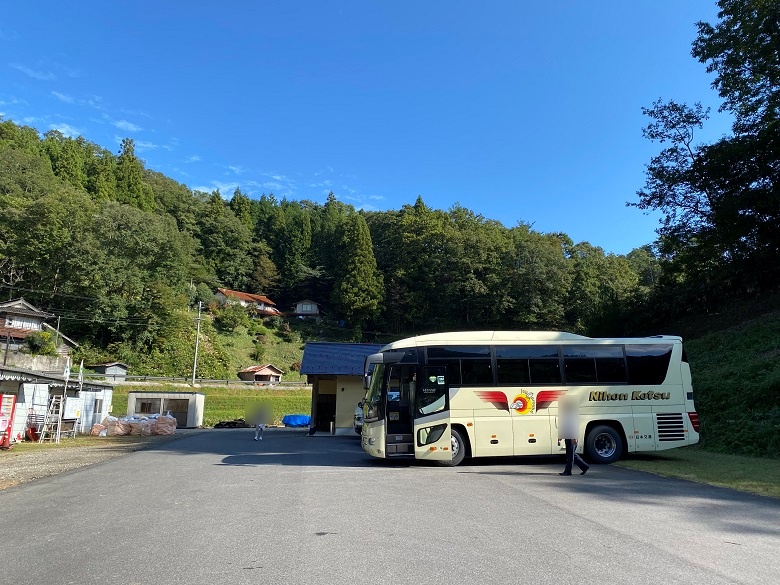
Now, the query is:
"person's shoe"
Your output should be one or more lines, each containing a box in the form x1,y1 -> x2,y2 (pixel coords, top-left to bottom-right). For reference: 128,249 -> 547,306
258,436 -> 262,441
254,437 -> 258,441
581,467 -> 589,475
559,471 -> 572,476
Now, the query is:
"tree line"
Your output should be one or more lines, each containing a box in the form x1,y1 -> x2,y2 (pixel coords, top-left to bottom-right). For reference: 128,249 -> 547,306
0,0 -> 776,365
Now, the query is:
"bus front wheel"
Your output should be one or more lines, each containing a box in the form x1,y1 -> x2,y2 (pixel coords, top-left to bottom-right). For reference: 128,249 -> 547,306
436,427 -> 467,467
585,425 -> 623,464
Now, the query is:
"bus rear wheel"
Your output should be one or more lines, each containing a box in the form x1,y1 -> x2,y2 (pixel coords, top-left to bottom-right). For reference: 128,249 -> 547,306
586,425 -> 623,464
436,427 -> 467,467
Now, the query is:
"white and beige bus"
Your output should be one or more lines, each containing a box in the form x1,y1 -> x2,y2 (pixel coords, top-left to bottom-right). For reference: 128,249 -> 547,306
361,331 -> 699,466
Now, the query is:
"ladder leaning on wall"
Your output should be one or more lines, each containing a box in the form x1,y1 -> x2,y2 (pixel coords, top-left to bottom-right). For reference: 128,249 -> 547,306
38,395 -> 64,444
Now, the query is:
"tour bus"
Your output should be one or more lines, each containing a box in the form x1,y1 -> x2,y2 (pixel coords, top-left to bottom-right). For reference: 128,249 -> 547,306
361,331 -> 699,466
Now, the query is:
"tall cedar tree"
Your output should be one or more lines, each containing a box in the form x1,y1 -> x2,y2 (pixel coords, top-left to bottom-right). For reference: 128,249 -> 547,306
332,213 -> 384,330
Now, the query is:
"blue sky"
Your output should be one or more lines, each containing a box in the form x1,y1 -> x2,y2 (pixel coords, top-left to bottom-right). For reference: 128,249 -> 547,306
1,1 -> 731,253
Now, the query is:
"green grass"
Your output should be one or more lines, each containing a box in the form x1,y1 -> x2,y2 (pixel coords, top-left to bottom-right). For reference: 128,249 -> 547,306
617,446 -> 780,498
683,311 -> 780,458
215,325 -> 307,382
112,384 -> 311,427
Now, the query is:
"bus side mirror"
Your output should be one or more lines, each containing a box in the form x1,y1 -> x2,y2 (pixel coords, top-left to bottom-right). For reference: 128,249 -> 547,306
363,373 -> 371,390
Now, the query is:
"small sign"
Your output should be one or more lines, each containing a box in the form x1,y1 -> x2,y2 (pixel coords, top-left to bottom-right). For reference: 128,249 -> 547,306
63,397 -> 82,420
437,376 -> 445,385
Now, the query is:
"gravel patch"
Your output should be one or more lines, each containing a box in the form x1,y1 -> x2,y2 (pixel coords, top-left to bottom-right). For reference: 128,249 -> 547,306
0,430 -> 203,490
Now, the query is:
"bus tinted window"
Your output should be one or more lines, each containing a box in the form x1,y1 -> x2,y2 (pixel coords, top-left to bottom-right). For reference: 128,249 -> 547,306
428,359 -> 461,386
564,359 -> 597,384
562,345 -> 623,358
428,346 -> 491,359
496,359 -> 530,384
461,360 -> 493,385
595,358 -> 627,383
495,345 -> 558,359
529,359 -> 562,384
626,344 -> 673,384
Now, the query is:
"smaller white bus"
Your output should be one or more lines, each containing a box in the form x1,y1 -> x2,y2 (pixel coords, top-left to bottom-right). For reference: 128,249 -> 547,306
361,331 -> 699,466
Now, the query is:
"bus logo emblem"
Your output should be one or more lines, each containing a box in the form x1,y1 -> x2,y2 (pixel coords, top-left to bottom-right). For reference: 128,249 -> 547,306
510,391 -> 535,415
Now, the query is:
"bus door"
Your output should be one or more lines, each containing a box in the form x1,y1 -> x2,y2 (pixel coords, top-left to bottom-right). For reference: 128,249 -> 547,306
413,366 -> 452,461
384,364 -> 417,456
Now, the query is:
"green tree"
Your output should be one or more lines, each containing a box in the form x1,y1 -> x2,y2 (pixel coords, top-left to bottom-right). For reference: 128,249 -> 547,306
197,191 -> 254,289
115,138 -> 154,211
692,0 -> 780,134
230,187 -> 253,230
42,131 -> 87,189
332,213 -> 384,331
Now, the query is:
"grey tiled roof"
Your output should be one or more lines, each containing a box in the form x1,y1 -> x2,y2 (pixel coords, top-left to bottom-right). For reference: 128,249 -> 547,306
300,342 -> 384,376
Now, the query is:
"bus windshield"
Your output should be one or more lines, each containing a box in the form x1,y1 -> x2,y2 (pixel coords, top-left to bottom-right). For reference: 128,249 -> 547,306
364,363 -> 385,422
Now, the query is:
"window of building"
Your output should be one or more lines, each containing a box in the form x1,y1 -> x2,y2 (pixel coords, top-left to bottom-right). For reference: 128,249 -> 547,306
137,399 -> 161,414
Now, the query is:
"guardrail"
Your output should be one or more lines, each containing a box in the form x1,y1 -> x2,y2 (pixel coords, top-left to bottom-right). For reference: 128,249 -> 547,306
75,373 -> 311,387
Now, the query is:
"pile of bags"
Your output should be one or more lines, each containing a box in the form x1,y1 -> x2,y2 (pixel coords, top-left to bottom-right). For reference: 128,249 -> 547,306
90,413 -> 177,437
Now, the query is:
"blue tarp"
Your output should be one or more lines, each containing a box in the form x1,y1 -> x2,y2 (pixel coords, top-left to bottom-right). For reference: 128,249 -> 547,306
282,414 -> 311,427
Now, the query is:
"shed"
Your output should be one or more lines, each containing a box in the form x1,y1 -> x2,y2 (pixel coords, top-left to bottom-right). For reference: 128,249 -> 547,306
88,362 -> 129,382
300,342 -> 383,435
0,365 -> 113,441
127,391 -> 204,428
238,364 -> 284,383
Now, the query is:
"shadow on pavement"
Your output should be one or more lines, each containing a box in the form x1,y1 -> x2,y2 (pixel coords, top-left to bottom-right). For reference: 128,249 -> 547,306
146,428 -> 780,537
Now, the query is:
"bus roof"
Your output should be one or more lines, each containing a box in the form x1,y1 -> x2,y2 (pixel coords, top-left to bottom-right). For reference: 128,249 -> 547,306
381,331 -> 682,351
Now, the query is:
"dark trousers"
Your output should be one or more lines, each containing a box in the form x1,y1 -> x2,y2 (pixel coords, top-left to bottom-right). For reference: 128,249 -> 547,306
564,439 -> 589,474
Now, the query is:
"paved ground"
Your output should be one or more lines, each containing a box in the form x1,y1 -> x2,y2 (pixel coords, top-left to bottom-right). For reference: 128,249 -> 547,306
0,430 -> 778,585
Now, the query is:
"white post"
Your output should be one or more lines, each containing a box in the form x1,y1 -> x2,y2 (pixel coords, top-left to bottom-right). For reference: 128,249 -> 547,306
191,301 -> 202,386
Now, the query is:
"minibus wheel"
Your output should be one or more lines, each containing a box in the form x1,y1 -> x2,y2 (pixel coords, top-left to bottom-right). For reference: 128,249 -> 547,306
436,427 -> 467,467
585,425 -> 623,464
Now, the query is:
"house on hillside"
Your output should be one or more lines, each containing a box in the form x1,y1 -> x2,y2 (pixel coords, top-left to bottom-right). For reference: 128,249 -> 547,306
0,298 -> 54,352
290,299 -> 322,319
214,288 -> 282,317
0,298 -> 79,357
238,364 -> 284,384
301,342 -> 383,434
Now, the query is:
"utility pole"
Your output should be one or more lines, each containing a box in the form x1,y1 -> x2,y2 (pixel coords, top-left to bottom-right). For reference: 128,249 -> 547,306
191,301 -> 202,386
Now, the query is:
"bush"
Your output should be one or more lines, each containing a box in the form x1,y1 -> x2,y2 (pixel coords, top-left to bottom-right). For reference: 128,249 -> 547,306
24,331 -> 58,356
214,303 -> 250,332
266,316 -> 283,330
251,342 -> 266,363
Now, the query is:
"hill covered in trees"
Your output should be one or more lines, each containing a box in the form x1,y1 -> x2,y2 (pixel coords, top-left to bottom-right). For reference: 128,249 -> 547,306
0,118 -> 658,354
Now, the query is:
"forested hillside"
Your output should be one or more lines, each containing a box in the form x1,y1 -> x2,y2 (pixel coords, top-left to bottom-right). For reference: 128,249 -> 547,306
0,118 -> 659,358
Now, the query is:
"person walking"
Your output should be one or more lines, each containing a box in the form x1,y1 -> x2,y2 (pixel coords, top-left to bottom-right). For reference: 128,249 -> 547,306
558,398 -> 589,476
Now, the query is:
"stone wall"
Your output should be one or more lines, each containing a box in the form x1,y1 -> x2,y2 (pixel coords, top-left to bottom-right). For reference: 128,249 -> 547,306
0,351 -> 68,372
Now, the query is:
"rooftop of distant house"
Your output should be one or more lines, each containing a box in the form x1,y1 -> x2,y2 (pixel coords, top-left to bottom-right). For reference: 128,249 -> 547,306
216,288 -> 276,306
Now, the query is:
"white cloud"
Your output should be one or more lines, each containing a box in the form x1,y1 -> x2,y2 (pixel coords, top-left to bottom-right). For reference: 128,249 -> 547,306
120,107 -> 152,119
51,91 -> 74,104
49,123 -> 82,137
135,140 -> 159,151
369,195 -> 385,200
11,63 -> 55,80
0,29 -> 20,41
227,165 -> 246,174
192,180 -> 241,195
112,119 -> 142,132
22,116 -> 46,125
185,155 -> 201,163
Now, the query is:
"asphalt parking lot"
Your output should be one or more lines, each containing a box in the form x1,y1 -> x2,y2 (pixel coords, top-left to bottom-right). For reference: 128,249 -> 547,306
0,429 -> 778,585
